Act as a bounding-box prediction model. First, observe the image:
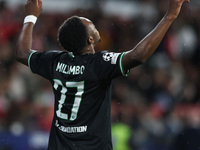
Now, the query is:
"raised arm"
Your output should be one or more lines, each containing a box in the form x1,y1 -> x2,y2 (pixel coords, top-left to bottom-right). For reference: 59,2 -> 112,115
122,0 -> 190,71
15,0 -> 42,65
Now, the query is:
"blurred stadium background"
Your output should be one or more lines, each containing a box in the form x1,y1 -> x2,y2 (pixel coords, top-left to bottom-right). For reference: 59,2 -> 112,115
0,0 -> 200,150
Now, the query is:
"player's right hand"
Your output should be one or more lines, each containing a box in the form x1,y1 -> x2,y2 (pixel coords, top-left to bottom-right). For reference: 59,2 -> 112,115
25,0 -> 42,17
166,0 -> 190,20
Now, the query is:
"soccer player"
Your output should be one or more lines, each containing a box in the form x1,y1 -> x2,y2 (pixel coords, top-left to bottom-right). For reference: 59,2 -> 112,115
15,0 -> 189,149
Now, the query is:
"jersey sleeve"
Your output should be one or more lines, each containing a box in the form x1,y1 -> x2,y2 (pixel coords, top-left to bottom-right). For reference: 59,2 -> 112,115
28,50 -> 61,80
93,51 -> 129,80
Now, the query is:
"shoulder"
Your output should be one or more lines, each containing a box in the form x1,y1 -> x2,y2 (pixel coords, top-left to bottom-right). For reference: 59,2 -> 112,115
31,50 -> 64,56
30,50 -> 68,60
29,50 -> 68,68
42,50 -> 66,57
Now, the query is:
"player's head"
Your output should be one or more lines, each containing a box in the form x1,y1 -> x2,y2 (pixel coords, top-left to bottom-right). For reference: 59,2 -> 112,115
58,16 -> 101,53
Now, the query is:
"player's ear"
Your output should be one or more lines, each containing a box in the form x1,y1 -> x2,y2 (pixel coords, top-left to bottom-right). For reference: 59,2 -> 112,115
87,36 -> 94,45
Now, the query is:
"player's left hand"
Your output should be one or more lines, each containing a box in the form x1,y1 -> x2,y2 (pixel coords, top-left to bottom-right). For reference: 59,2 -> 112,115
25,0 -> 42,17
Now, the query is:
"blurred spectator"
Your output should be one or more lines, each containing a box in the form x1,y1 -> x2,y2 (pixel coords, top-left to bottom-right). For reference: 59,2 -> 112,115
173,104 -> 200,150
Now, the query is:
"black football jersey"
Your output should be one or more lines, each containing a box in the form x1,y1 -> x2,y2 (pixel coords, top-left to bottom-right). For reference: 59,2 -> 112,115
28,50 -> 128,150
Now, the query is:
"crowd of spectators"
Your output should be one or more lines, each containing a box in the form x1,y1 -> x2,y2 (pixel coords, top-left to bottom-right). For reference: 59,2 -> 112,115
0,0 -> 200,150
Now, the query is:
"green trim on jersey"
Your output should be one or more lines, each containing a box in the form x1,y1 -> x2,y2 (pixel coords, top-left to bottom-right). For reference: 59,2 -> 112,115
70,52 -> 75,58
119,52 -> 129,76
28,51 -> 37,72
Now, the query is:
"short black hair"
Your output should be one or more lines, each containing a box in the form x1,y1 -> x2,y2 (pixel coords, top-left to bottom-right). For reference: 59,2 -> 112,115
57,16 -> 88,53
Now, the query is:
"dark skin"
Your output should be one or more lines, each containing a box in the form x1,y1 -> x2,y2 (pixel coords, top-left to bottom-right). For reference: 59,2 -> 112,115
16,0 -> 42,65
15,0 -> 190,71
